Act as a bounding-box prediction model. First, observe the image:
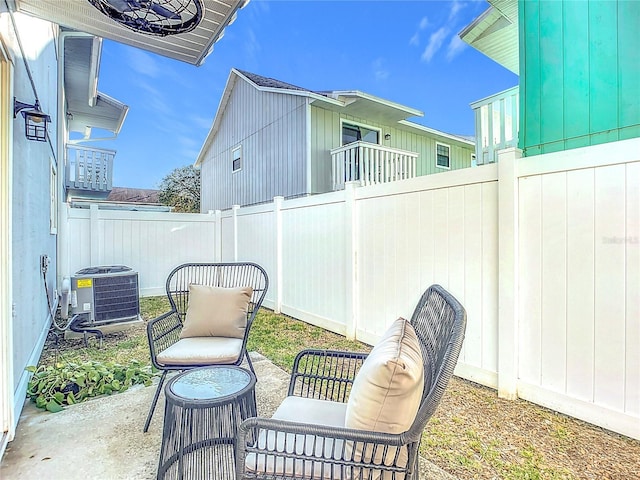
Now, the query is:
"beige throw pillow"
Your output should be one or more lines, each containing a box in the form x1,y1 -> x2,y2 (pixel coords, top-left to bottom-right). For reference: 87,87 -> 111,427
345,317 -> 424,433
179,284 -> 253,339
344,317 -> 424,479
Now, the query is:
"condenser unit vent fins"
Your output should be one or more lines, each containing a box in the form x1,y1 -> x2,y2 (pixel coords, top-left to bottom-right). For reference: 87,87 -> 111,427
93,274 -> 139,323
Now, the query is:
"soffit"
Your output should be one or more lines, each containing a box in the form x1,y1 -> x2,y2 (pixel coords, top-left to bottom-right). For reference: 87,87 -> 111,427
13,0 -> 247,66
314,92 -> 423,125
64,34 -> 128,135
459,0 -> 519,74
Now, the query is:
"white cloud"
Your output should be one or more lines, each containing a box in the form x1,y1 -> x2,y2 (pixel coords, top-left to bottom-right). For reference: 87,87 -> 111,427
421,27 -> 448,62
409,16 -> 429,46
446,34 -> 467,61
449,0 -> 465,21
372,58 -> 389,81
244,28 -> 261,58
126,49 -> 161,78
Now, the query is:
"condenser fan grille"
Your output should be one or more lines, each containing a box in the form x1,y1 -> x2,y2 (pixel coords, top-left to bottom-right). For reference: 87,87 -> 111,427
88,0 -> 204,36
93,274 -> 139,323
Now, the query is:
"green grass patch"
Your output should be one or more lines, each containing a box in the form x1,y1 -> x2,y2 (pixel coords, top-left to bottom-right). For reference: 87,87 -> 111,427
247,308 -> 369,371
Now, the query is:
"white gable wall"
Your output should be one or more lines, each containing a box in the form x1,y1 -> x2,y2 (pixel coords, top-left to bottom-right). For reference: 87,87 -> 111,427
200,78 -> 308,211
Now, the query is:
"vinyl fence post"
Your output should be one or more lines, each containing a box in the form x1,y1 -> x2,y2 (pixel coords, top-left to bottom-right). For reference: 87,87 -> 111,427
232,204 -> 240,262
274,196 -> 284,314
89,204 -> 100,266
497,148 -> 522,400
214,210 -> 222,262
344,182 -> 359,340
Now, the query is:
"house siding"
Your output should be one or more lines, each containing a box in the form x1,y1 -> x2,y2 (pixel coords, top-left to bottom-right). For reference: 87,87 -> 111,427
1,13 -> 59,436
310,105 -> 474,193
200,78 -> 308,211
519,0 -> 640,155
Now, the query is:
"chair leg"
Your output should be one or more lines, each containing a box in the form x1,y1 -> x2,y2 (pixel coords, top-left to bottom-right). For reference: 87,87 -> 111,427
143,370 -> 167,433
244,351 -> 256,377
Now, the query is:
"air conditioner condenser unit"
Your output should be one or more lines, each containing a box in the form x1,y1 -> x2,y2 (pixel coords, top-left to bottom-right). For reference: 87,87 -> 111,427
71,265 -> 140,326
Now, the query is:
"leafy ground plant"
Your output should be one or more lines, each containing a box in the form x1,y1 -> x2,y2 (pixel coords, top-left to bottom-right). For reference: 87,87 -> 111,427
26,360 -> 154,413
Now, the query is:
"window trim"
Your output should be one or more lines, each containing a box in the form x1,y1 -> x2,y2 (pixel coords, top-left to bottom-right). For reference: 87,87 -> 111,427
340,119 -> 382,146
232,145 -> 242,173
435,142 -> 451,170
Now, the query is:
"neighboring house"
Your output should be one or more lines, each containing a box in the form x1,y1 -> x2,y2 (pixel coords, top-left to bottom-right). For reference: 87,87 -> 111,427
0,0 -> 248,457
67,187 -> 169,212
461,0 -> 639,161
196,69 -> 475,212
106,187 -> 161,204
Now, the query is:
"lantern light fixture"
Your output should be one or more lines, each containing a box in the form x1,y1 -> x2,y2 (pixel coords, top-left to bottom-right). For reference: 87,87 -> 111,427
13,98 -> 51,142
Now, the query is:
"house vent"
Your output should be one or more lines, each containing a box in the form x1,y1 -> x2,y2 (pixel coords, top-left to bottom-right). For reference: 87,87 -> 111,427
71,265 -> 139,325
87,0 -> 203,37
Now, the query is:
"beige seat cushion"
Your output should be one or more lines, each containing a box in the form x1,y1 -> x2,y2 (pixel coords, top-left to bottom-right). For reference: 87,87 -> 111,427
344,317 -> 424,479
245,396 -> 347,479
180,284 -> 253,339
156,337 -> 243,366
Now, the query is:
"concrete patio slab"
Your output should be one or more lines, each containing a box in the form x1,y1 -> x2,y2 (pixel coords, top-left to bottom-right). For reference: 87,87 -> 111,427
1,353 -> 455,479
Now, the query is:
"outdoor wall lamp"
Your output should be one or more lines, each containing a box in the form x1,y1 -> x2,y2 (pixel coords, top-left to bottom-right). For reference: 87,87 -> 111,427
384,133 -> 391,140
13,98 -> 51,142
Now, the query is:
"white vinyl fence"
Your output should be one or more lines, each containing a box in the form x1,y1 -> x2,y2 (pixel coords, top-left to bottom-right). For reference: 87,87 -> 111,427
62,207 -> 217,296
62,138 -> 639,440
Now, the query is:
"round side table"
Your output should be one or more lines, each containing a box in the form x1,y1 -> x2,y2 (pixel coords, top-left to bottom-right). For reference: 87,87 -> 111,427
157,366 -> 257,480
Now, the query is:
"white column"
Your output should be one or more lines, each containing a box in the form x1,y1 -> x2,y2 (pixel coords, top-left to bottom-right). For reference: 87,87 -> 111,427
274,196 -> 284,314
497,148 -> 522,400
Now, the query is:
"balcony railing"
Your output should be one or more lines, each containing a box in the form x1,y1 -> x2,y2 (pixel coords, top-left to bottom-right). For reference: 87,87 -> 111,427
331,141 -> 418,191
470,85 -> 519,164
65,145 -> 115,198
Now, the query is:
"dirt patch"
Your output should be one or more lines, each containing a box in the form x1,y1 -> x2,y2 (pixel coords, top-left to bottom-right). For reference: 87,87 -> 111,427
423,377 -> 640,479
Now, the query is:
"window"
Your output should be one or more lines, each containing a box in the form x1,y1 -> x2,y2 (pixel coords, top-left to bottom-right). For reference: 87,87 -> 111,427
232,146 -> 242,172
436,143 -> 450,169
49,158 -> 58,234
341,121 -> 380,146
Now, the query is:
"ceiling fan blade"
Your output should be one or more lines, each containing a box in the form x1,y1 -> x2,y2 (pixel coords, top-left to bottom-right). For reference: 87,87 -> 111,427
103,0 -> 136,12
149,3 -> 182,20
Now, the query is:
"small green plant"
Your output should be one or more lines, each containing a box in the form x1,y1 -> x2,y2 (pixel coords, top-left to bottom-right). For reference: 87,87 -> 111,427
26,360 -> 155,413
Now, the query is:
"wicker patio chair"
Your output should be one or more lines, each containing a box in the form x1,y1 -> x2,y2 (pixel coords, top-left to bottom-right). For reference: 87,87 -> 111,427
143,262 -> 268,433
235,284 -> 466,480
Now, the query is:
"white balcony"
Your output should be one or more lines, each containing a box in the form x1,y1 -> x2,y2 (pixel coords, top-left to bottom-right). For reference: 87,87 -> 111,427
471,86 -> 519,164
65,145 -> 115,199
330,141 -> 418,191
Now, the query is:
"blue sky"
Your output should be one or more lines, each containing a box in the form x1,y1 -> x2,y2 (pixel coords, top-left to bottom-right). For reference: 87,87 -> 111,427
94,0 -> 518,189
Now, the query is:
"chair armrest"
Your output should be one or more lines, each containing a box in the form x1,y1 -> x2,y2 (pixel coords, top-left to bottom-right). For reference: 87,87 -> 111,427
146,310 -> 182,369
288,349 -> 369,402
236,416 -> 416,480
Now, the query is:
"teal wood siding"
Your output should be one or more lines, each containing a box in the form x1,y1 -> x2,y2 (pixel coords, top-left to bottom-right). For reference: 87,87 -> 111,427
310,106 -> 474,193
200,79 -> 308,211
519,0 -> 640,156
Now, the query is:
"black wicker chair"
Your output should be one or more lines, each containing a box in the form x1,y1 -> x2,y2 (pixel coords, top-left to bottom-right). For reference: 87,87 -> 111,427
235,284 -> 466,480
143,262 -> 268,433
